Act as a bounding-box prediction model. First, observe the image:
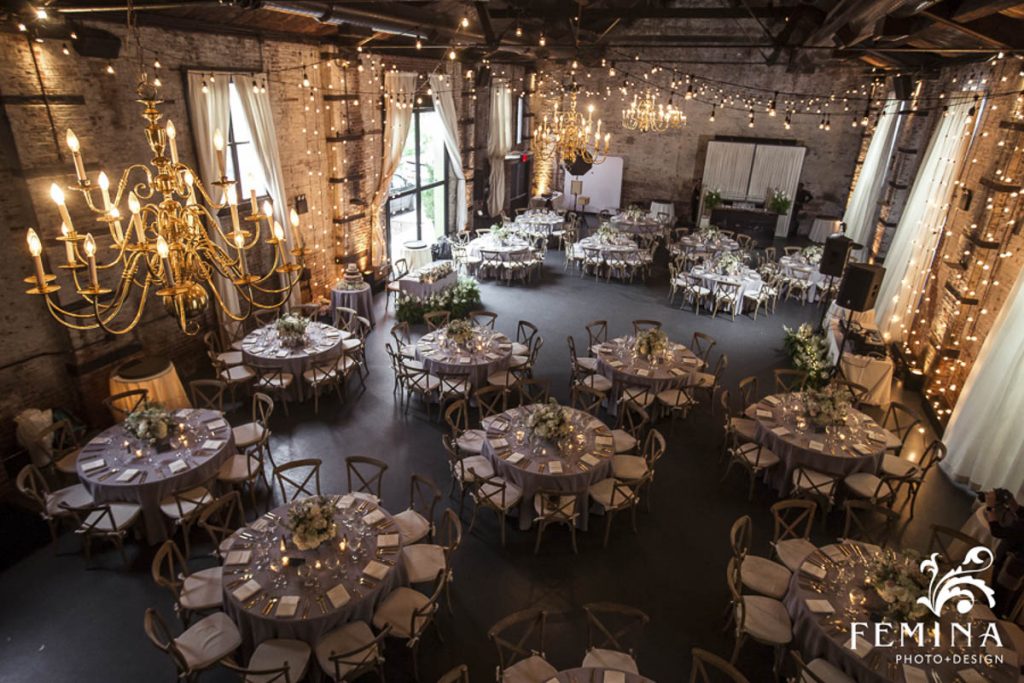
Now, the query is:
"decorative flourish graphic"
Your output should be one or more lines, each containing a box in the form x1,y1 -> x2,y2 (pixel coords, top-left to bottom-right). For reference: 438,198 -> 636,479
916,546 -> 996,616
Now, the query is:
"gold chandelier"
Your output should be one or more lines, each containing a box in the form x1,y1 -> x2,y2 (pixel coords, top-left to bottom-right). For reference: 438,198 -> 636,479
23,77 -> 303,336
622,91 -> 685,133
530,89 -> 611,166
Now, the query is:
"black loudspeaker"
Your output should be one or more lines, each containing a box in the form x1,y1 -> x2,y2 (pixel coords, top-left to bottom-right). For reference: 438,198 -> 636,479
836,263 -> 885,312
893,75 -> 913,101
819,234 -> 856,277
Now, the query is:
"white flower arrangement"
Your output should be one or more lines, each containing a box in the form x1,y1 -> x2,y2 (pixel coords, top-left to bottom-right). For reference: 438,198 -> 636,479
286,496 -> 338,551
416,261 -> 454,284
714,252 -> 743,276
596,222 -> 617,242
767,188 -> 792,215
803,384 -> 852,429
801,245 -> 823,264
444,318 -> 476,346
865,549 -> 930,623
624,205 -> 646,221
698,224 -> 721,241
783,323 -> 830,388
634,328 -> 669,360
275,313 -> 309,348
492,224 -> 512,244
527,399 -> 571,442
123,401 -> 172,444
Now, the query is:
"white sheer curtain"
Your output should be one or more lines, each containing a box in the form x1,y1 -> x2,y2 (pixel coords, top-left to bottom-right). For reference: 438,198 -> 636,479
747,145 -> 805,200
370,71 -> 418,265
942,271 -> 1024,496
702,141 -> 755,200
843,98 -> 901,253
487,81 -> 513,217
875,99 -> 974,341
186,71 -> 239,316
428,74 -> 467,233
235,80 -> 299,305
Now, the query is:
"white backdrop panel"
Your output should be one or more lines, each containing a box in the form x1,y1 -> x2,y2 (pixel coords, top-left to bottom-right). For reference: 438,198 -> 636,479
560,156 -> 624,213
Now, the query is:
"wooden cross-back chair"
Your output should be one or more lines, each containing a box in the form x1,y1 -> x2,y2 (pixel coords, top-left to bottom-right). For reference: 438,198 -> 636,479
272,459 -> 322,503
345,455 -> 388,500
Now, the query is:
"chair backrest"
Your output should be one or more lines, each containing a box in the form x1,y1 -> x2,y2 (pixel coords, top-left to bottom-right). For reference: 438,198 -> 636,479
571,384 -> 604,415
328,624 -> 391,681
15,464 -> 48,512
488,608 -> 548,674
884,402 -> 923,446
789,651 -> 829,683
725,556 -> 744,629
585,320 -> 608,349
737,376 -> 758,407
566,335 -> 581,366
334,306 -> 361,334
143,608 -> 189,675
474,385 -> 506,419
346,455 -> 388,499
619,400 -> 650,439
729,515 -> 752,560
254,309 -> 279,327
202,330 -> 224,354
273,459 -> 322,502
151,539 -> 189,598
391,322 -> 412,348
929,524 -> 982,566
437,507 -> 463,556
792,466 -> 838,500
516,320 -> 539,346
436,664 -> 470,683
255,366 -> 291,390
583,602 -> 649,661
166,477 -> 216,521
783,246 -> 801,256
715,281 -> 741,298
708,354 -> 728,384
764,246 -> 777,262
830,378 -> 868,408
474,473 -> 515,509
392,258 -> 409,279
406,571 -> 446,644
632,319 -> 662,335
104,389 -> 150,421
691,332 -> 716,365
917,440 -> 947,475
470,310 -> 498,328
221,655 -> 296,683
409,473 -> 441,523
252,391 -> 275,427
843,500 -> 900,547
306,359 -> 338,386
198,490 -> 245,557
189,380 -> 226,412
444,399 -> 471,438
773,368 -> 807,393
517,378 -> 551,405
424,310 -> 451,332
526,336 -> 545,366
690,647 -> 750,682
534,490 -> 578,521
771,498 -> 817,542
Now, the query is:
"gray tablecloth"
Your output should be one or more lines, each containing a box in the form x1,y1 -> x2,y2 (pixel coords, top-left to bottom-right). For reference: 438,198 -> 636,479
76,408 -> 234,543
514,212 -> 564,235
481,405 -> 614,531
785,543 -> 1019,683
329,283 -> 375,328
242,323 -> 346,401
468,236 -> 533,262
673,235 -> 740,255
221,497 -> 406,663
780,255 -> 827,302
398,269 -> 457,299
555,668 -> 655,683
595,337 -> 701,409
416,330 -> 512,388
746,393 -> 889,495
610,215 -> 664,235
578,236 -> 641,261
689,267 -> 763,315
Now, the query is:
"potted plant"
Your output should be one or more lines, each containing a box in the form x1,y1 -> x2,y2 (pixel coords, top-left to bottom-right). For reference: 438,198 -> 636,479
767,189 -> 793,215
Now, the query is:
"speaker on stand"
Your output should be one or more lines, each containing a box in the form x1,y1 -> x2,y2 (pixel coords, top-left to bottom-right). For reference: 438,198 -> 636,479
831,262 -> 886,378
816,230 -> 858,331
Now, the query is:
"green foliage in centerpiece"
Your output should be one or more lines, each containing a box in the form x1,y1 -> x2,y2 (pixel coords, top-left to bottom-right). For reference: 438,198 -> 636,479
417,261 -> 453,283
395,277 -> 481,324
802,384 -> 852,429
123,401 -> 172,444
634,328 -> 669,360
703,188 -> 722,212
767,188 -> 792,215
492,224 -> 512,244
276,313 -> 310,348
444,318 -> 475,346
286,496 -> 338,551
866,549 -> 930,623
714,252 -> 743,276
698,224 -> 721,241
596,222 -> 617,242
527,399 -> 571,442
783,323 -> 831,388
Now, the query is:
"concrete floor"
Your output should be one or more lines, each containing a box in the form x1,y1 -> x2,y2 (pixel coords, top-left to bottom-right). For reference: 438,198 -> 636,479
0,244 -> 973,683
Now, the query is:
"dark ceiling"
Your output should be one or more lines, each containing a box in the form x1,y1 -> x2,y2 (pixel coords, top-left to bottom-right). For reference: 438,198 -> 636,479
8,0 -> 1024,71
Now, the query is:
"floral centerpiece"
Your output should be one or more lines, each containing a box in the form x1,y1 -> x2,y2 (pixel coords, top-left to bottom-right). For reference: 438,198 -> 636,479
624,204 -> 646,221
444,318 -> 476,347
396,277 -> 481,324
698,224 -> 721,241
275,313 -> 309,348
714,252 -> 743,276
634,328 -> 669,361
783,323 -> 830,388
124,401 -> 172,445
492,224 -> 512,245
527,399 -> 571,443
802,384 -> 852,429
865,549 -> 930,623
703,188 -> 723,213
596,222 -> 617,243
417,261 -> 454,284
801,245 -> 823,264
286,496 -> 338,551
767,188 -> 792,215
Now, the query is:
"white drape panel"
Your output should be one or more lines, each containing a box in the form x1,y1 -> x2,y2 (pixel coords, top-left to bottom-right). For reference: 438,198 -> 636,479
942,271 -> 1024,496
370,72 -> 418,265
875,99 -> 974,341
235,81 -> 299,305
186,71 -> 239,317
428,74 -> 467,233
843,98 -> 902,253
703,141 -> 755,200
487,82 -> 513,217
748,145 -> 805,200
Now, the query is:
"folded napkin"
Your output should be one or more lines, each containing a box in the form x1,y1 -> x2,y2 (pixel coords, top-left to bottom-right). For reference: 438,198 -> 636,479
458,356 -> 471,364
485,352 -> 501,360
852,443 -> 873,456
378,533 -> 400,548
867,431 -> 887,443
801,561 -> 827,580
808,440 -> 824,452
764,395 -> 781,406
363,509 -> 386,526
506,452 -> 526,465
681,357 -> 699,365
902,665 -> 928,683
250,518 -> 270,532
276,595 -> 300,618
175,409 -> 195,418
489,438 -> 509,449
168,459 -> 189,474
327,583 -> 350,609
204,417 -> 228,429
771,426 -> 790,437
224,549 -> 252,566
595,435 -> 614,447
363,560 -> 389,581
805,599 -> 834,614
603,672 -> 626,683
81,458 -> 106,472
957,669 -> 987,683
756,409 -> 773,419
847,637 -> 873,658
116,469 -> 140,483
548,461 -> 563,474
233,579 -> 262,602
636,368 -> 650,377
670,367 -> 687,377
91,436 -> 112,446
275,350 -> 290,358
201,439 -> 225,451
608,360 -> 624,368
822,545 -> 846,563
581,454 -> 600,467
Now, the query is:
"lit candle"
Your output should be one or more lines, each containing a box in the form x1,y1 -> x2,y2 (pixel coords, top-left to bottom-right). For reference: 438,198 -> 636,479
165,120 -> 178,164
97,172 -> 124,243
247,173 -> 259,214
234,231 -> 247,275
156,235 -> 174,287
50,183 -> 74,232
183,170 -> 196,205
262,199 -> 273,223
60,222 -> 75,265
83,233 -> 98,289
213,129 -> 226,178
227,189 -> 241,232
128,191 -> 145,243
273,220 -> 289,263
289,208 -> 303,249
26,228 -> 47,287
65,129 -> 87,182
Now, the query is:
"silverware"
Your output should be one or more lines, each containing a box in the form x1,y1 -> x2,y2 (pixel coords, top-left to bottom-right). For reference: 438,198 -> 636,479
98,468 -> 120,482
262,597 -> 279,615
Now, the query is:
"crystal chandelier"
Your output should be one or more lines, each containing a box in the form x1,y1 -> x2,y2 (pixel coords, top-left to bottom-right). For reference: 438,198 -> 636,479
530,89 -> 611,166
22,76 -> 304,336
622,91 -> 685,133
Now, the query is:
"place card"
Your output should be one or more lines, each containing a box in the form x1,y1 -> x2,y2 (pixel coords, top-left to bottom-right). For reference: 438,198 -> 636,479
233,579 -> 261,602
168,459 -> 189,474
681,357 -> 699,365
251,518 -> 270,532
116,469 -> 140,483
505,452 -> 526,465
957,669 -> 988,683
175,409 -> 195,418
808,440 -> 825,452
756,409 -> 773,419
276,350 -> 290,358
636,368 -> 650,377
363,560 -> 389,581
204,417 -> 228,429
276,595 -> 299,618
201,439 -> 225,451
801,561 -> 827,580
327,583 -> 350,609
548,461 -> 563,474
852,443 -> 873,456
81,458 -> 106,472
847,637 -> 873,658
822,545 -> 846,563
670,367 -> 687,377
608,360 -> 624,368
595,435 -> 614,448
764,395 -> 781,406
224,549 -> 252,566
902,665 -> 928,683
581,454 -> 600,467
490,438 -> 509,449
805,599 -> 834,614
603,671 -> 626,683
378,533 -> 399,548
363,509 -> 386,526
867,431 -> 887,443
771,426 -> 790,437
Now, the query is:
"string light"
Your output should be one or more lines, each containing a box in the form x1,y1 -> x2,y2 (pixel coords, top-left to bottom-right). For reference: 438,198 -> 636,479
709,105 -> 716,122
106,64 -> 115,75
302,70 -> 310,88
61,43 -> 70,55
539,34 -> 546,47
415,38 -> 422,50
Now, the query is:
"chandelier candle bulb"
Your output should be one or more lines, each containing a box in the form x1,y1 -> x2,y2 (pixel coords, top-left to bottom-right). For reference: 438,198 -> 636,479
248,174 -> 259,214
234,231 -> 247,275
273,221 -> 289,263
213,129 -> 227,178
262,199 -> 273,223
165,120 -> 178,164
50,183 -> 74,232
26,229 -> 47,287
83,234 -> 98,289
156,235 -> 174,287
128,192 -> 145,244
65,129 -> 87,182
227,190 -> 241,232
60,222 -> 76,265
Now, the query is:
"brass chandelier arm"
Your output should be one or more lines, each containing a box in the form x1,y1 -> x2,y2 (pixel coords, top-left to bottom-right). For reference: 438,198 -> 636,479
202,272 -> 252,322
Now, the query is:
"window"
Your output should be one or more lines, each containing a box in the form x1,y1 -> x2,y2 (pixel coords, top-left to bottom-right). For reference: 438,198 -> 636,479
385,107 -> 452,264
221,81 -> 270,201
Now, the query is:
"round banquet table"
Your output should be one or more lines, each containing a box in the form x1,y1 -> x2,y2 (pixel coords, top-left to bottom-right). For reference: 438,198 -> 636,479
745,392 -> 893,496
554,668 -> 655,683
689,266 -> 763,316
809,216 -> 842,243
401,240 -> 432,271
481,404 -> 615,531
594,336 -> 702,410
221,496 -> 406,658
329,282 -> 375,329
780,255 -> 827,302
76,408 -> 234,543
610,214 -> 664,235
109,357 -> 191,412
785,542 -> 1020,683
514,211 -> 564,235
241,322 -> 347,401
673,234 -> 740,256
578,235 -> 641,261
468,235 -> 534,262
415,328 -> 513,388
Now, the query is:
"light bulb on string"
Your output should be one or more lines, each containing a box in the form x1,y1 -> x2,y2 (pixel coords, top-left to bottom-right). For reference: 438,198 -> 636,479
61,43 -> 69,55
748,109 -> 755,128
784,110 -> 792,130
106,64 -> 115,75
302,71 -> 310,88
201,79 -> 208,94
539,34 -> 546,47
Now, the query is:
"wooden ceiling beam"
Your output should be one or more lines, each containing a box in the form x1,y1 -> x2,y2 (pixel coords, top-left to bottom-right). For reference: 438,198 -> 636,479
487,7 -> 788,20
952,0 -> 1023,23
919,9 -> 1014,48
